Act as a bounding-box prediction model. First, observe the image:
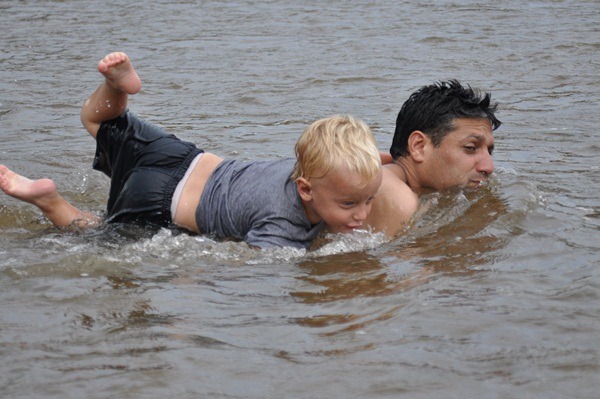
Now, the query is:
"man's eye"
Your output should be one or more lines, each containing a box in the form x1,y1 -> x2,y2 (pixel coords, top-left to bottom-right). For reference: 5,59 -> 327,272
464,145 -> 476,152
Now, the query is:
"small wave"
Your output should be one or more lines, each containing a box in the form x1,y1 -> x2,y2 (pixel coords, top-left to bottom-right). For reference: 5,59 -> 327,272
417,36 -> 456,44
120,228 -> 389,266
310,230 -> 388,257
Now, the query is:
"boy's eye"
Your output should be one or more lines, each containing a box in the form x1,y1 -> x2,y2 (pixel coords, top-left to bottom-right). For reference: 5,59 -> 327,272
341,201 -> 355,207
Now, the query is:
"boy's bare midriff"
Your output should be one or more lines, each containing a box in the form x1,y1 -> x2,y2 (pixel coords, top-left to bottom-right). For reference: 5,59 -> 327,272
173,152 -> 224,233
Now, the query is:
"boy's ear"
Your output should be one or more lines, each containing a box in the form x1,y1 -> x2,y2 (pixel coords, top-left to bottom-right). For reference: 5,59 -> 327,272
407,131 -> 428,163
296,178 -> 313,201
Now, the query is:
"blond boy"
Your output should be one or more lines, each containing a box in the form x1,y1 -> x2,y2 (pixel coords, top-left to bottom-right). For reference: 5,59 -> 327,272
0,52 -> 381,249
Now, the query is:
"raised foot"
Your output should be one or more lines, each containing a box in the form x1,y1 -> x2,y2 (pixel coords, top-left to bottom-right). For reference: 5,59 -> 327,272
0,164 -> 58,207
97,51 -> 142,95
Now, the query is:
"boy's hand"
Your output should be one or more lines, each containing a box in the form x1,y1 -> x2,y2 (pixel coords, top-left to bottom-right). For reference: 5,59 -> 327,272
380,152 -> 393,165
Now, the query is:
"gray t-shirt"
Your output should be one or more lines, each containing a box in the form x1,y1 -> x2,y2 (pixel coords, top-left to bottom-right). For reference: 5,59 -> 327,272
195,158 -> 324,249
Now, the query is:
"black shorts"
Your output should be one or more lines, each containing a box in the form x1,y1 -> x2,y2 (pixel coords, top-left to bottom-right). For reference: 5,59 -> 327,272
93,111 -> 203,227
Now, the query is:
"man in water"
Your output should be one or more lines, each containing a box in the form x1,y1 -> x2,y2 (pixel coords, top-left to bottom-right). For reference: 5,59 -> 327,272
366,80 -> 501,237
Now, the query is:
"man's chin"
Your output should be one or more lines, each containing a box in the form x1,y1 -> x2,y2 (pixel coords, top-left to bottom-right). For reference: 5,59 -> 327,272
436,180 -> 486,190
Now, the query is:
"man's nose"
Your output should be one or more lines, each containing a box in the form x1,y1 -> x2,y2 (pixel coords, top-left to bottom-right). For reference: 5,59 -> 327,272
478,151 -> 494,175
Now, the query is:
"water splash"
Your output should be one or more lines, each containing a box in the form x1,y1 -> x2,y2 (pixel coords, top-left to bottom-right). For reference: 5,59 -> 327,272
310,230 -> 388,257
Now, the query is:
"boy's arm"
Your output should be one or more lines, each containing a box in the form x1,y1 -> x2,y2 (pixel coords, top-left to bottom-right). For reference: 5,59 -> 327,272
245,221 -> 317,250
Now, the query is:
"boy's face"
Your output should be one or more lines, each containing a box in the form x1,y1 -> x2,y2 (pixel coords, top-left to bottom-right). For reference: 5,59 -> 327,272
298,166 -> 383,233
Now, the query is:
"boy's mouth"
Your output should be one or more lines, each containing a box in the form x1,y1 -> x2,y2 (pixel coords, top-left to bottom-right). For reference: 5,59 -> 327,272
345,223 -> 363,230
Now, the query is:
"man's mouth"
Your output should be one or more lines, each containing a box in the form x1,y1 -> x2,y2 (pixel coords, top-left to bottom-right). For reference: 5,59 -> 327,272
469,178 -> 488,187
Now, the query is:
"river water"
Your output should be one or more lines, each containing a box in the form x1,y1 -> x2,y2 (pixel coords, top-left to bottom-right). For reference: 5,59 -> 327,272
1,1 -> 599,398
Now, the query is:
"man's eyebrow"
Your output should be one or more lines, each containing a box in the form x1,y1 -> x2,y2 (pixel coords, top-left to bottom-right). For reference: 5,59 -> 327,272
467,133 -> 485,141
467,133 -> 494,144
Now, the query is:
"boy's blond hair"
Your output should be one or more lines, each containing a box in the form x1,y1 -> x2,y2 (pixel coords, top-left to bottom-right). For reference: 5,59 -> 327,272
291,115 -> 381,186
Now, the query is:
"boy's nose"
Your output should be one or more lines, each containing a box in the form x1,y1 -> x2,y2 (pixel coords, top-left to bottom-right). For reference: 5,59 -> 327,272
353,205 -> 368,221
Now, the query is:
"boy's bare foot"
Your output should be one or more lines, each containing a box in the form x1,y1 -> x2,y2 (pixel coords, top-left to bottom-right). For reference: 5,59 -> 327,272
0,164 -> 58,208
97,52 -> 141,95
0,164 -> 100,227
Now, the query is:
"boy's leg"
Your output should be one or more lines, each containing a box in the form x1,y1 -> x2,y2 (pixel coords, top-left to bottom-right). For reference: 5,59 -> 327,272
0,165 -> 99,228
80,52 -> 142,139
0,53 -> 142,229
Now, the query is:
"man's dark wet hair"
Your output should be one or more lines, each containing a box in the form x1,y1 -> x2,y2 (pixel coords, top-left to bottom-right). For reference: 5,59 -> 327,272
390,79 -> 501,159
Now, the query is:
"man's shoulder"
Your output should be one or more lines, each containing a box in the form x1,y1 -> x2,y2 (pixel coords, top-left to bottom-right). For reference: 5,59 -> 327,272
366,167 -> 419,237
380,167 -> 418,203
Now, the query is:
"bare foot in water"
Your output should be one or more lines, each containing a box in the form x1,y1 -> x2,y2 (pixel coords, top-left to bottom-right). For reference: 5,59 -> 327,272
97,52 -> 141,94
0,164 -> 58,208
0,164 -> 99,227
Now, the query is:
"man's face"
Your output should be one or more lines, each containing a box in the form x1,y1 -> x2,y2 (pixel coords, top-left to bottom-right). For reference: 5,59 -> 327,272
422,117 -> 495,190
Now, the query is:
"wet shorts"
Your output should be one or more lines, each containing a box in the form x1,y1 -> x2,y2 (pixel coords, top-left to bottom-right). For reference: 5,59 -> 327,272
93,111 -> 203,227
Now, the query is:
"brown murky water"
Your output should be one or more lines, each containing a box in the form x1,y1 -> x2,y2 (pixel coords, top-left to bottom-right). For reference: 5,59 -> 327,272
1,1 -> 599,398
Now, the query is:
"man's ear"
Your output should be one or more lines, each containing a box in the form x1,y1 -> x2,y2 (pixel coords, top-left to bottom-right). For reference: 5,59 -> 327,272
407,131 -> 429,163
296,178 -> 313,201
